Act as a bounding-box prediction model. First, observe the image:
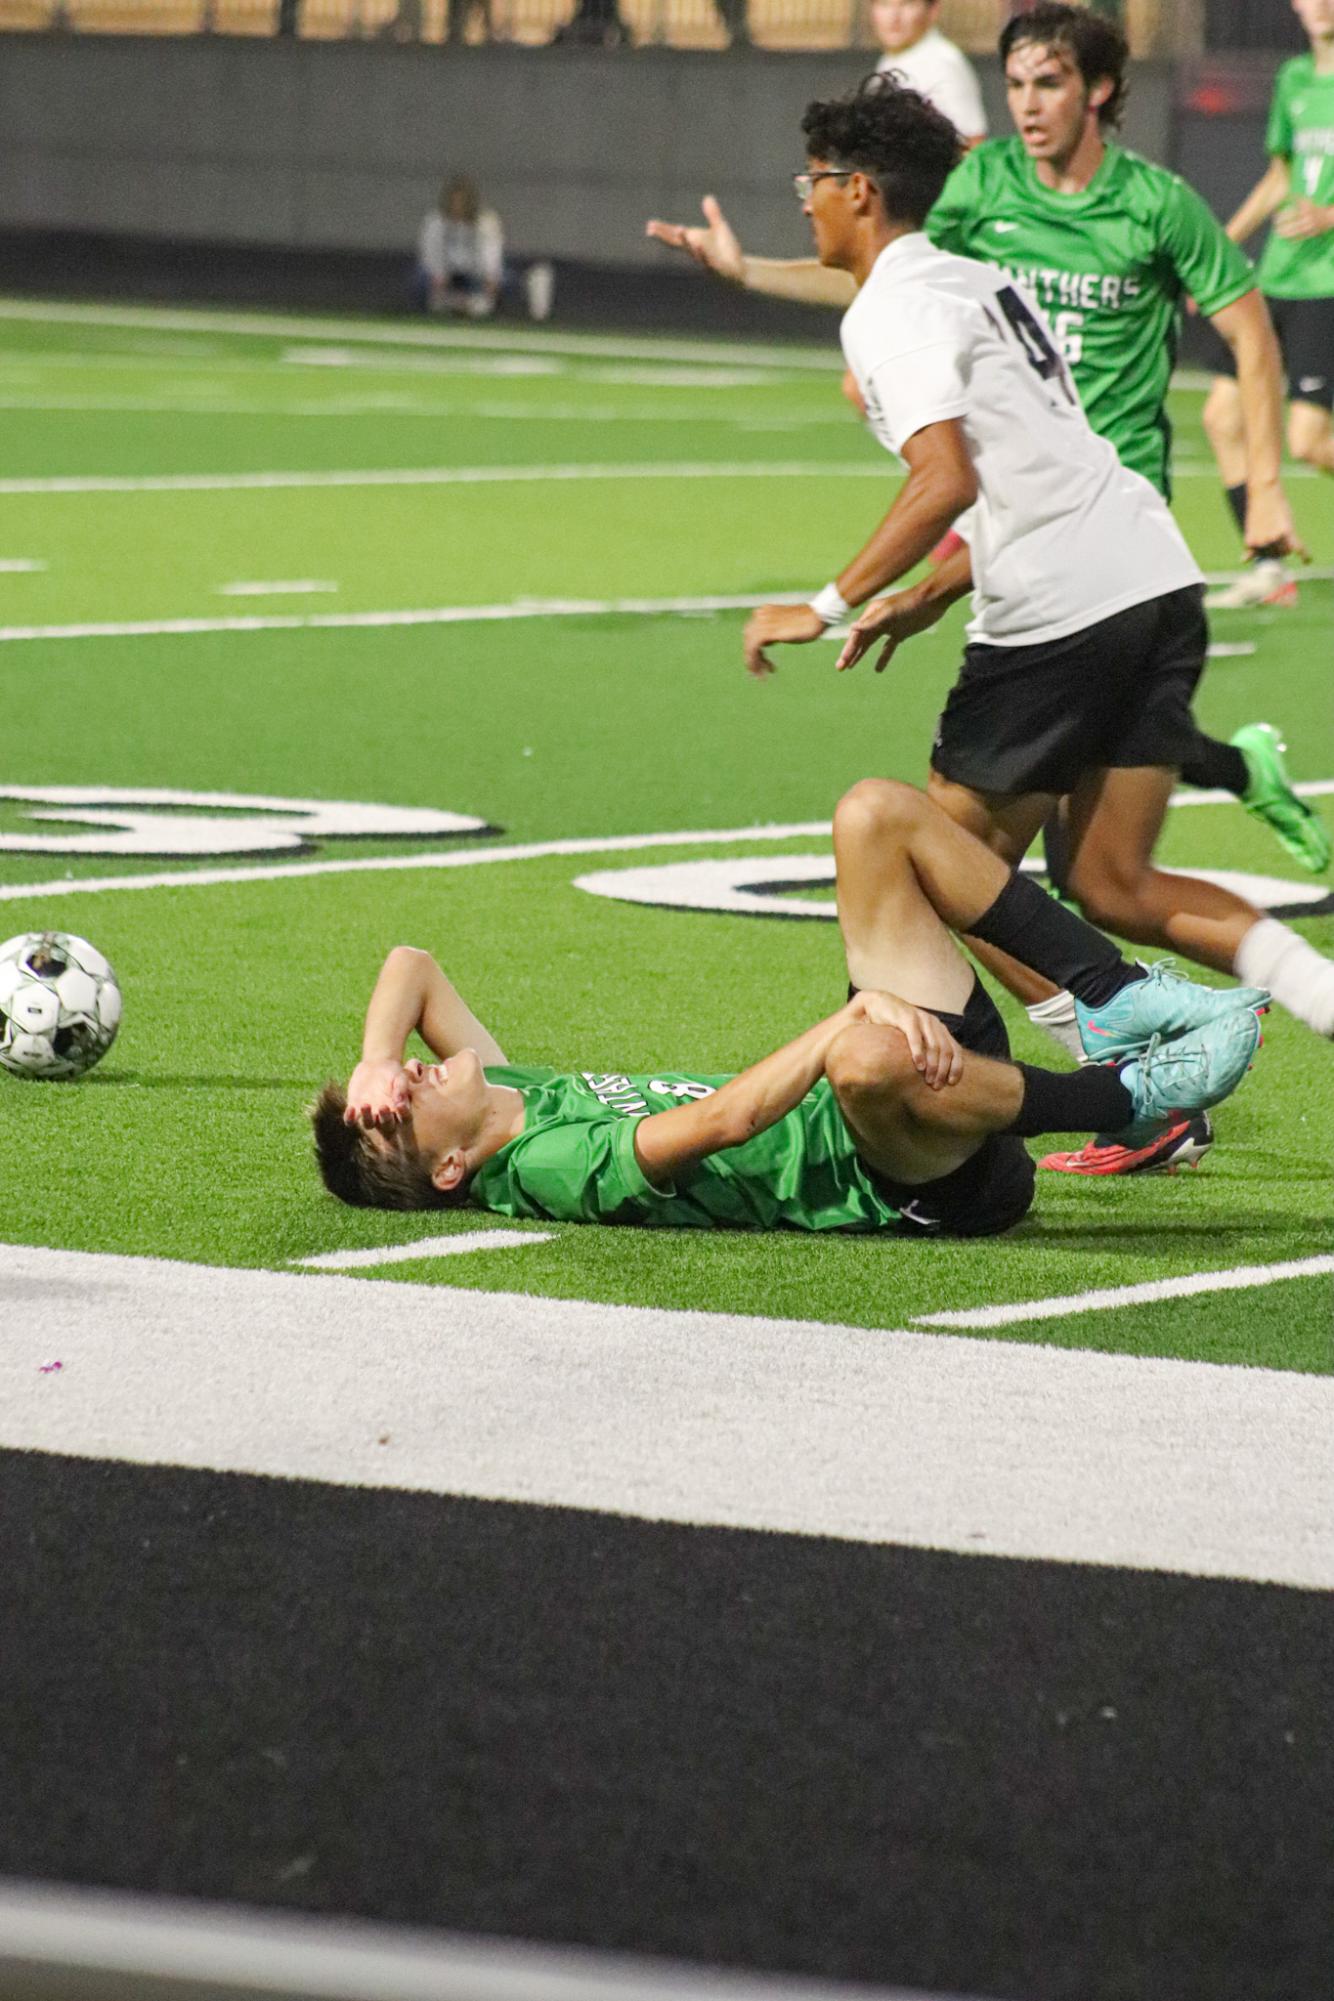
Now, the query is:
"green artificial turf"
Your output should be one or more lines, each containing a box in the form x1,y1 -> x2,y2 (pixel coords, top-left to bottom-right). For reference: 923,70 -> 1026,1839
0,301 -> 1330,1365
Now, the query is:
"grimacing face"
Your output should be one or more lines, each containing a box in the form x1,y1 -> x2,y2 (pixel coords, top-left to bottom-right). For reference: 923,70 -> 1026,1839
869,0 -> 936,57
371,1048 -> 489,1185
1004,40 -> 1107,164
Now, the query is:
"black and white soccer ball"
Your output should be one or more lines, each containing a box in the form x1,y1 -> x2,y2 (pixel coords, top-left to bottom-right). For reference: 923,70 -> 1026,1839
0,930 -> 122,1080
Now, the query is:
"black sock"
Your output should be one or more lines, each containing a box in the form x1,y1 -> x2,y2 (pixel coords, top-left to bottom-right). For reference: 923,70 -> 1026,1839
1041,806 -> 1071,897
1225,481 -> 1247,536
1006,1061 -> 1133,1139
1180,732 -> 1249,798
968,871 -> 1140,1008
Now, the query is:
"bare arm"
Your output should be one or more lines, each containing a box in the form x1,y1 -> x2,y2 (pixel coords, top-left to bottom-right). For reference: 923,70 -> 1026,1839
1208,289 -> 1303,557
742,421 -> 978,676
344,947 -> 508,1127
738,257 -> 857,308
1225,158 -> 1292,243
632,992 -> 961,1186
836,539 -> 974,674
645,196 -> 855,308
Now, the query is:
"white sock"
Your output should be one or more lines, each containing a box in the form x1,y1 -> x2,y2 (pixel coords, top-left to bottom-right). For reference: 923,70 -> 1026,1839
1235,916 -> 1334,1038
1026,988 -> 1084,1062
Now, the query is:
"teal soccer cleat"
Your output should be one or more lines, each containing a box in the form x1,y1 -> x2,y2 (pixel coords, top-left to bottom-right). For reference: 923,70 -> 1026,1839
1077,960 -> 1269,1063
1114,1008 -> 1262,1149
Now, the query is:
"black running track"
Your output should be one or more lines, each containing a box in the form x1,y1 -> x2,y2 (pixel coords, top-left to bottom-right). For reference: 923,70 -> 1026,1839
2,1449 -> 1330,2001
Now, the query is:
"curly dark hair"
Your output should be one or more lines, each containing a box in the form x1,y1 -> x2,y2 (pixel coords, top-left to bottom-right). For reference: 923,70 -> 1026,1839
801,73 -> 963,229
309,1080 -> 469,1210
999,3 -> 1129,131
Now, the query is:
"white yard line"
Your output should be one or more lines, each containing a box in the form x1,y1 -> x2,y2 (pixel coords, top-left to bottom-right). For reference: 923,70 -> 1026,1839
1,797 -> 1329,906
0,588 -> 818,645
4,584 -> 1333,653
3,1242 -> 1331,1589
0,558 -> 44,572
217,579 -> 338,597
0,459 -> 884,496
294,1231 -> 553,1269
0,820 -> 831,904
915,1256 -> 1334,1331
0,298 -> 840,371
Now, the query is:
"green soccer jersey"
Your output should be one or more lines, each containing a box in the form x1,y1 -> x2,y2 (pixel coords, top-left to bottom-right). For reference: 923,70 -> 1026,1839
926,138 -> 1255,493
470,1064 -> 902,1232
1257,56 -> 1334,301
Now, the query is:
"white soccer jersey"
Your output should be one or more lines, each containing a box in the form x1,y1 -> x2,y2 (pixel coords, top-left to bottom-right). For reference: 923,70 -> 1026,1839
876,29 -> 987,140
839,233 -> 1202,647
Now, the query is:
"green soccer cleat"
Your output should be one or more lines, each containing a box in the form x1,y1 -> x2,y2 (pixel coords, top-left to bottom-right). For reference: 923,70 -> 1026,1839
1114,1009 -> 1262,1149
1230,722 -> 1331,875
1076,959 -> 1269,1063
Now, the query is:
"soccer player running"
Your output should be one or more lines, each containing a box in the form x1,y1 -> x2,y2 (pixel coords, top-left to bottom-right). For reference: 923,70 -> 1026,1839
646,5 -> 1328,895
312,780 -> 1264,1229
1199,0 -> 1334,606
659,80 -> 1334,1137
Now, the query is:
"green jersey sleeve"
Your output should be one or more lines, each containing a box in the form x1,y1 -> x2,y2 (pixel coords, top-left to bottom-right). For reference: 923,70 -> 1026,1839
926,145 -> 986,254
1158,174 -> 1255,317
482,1109 -> 668,1225
1266,61 -> 1296,159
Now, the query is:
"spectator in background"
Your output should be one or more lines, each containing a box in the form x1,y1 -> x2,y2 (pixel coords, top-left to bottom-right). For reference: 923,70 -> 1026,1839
414,177 -> 505,318
872,0 -> 987,148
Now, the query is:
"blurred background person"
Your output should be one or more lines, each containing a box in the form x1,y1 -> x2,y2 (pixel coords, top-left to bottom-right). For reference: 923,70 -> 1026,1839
414,175 -> 505,318
872,0 -> 988,148
1200,0 -> 1334,607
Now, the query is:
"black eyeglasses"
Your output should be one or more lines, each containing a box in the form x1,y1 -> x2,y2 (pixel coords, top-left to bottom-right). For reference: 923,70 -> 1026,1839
792,169 -> 855,201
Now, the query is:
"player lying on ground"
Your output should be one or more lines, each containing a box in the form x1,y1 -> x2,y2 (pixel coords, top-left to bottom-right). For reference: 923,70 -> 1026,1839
311,781 -> 1265,1228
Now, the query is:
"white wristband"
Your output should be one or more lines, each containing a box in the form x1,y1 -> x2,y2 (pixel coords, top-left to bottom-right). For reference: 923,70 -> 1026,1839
809,581 -> 852,626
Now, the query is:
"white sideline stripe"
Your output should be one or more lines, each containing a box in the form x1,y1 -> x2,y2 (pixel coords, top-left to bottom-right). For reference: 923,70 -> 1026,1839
0,1882 -> 949,2001
217,579 -> 338,597
0,819 -> 831,904
0,588 -> 818,645
3,1243 -> 1332,1590
915,1256 -> 1334,1331
6,578 -> 1334,654
1206,642 -> 1256,658
0,557 -> 45,572
2,795 -> 1330,906
0,459 -> 884,496
1203,562 -> 1334,583
0,297 -> 841,371
295,1231 -> 553,1269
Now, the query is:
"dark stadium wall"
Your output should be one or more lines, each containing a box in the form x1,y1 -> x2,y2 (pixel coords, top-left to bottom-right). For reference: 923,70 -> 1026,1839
0,35 -> 1173,269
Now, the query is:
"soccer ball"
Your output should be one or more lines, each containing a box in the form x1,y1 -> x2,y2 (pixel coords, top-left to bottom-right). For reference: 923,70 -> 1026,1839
0,931 -> 122,1080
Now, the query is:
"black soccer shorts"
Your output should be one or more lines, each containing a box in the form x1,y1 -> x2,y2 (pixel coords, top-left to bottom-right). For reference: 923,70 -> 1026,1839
866,976 -> 1037,1240
930,584 -> 1208,799
1198,293 -> 1334,412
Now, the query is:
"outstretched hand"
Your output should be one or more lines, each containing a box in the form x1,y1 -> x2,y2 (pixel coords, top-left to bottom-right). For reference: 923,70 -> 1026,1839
743,602 -> 825,676
344,1057 -> 410,1129
854,990 -> 964,1090
836,587 -> 943,674
645,196 -> 747,283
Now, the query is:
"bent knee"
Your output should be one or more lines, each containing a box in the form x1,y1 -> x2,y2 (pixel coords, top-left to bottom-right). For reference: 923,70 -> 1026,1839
1067,856 -> 1146,930
1288,406 -> 1331,464
833,777 -> 924,850
827,1021 -> 920,1106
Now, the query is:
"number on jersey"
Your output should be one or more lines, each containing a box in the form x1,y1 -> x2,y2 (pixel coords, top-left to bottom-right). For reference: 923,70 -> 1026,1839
994,285 -> 1077,404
